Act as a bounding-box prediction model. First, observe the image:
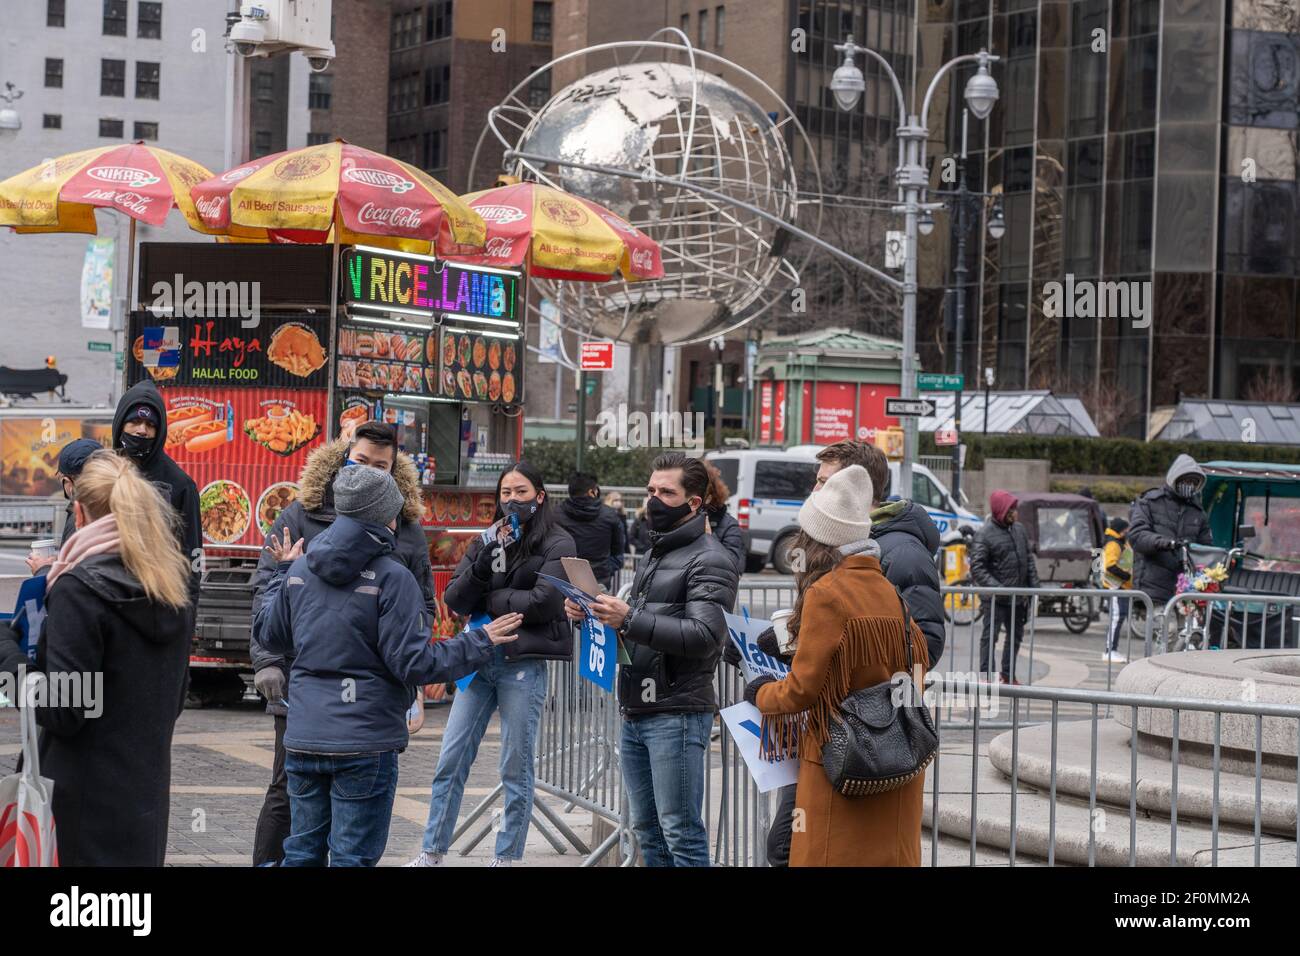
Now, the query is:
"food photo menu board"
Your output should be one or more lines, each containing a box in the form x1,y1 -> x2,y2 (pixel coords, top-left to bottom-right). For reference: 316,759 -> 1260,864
437,329 -> 519,403
334,322 -> 522,405
159,386 -> 327,547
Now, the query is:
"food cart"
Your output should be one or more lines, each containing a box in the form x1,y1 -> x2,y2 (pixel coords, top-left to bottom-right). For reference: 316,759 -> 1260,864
131,241 -> 526,701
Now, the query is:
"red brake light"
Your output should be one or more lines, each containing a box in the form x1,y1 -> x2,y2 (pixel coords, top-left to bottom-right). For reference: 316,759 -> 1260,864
737,498 -> 751,529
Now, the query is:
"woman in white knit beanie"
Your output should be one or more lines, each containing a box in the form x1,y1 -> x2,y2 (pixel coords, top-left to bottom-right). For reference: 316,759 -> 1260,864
743,463 -> 929,866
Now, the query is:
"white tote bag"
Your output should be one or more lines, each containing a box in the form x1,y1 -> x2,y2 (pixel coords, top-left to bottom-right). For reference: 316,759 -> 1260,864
0,675 -> 58,867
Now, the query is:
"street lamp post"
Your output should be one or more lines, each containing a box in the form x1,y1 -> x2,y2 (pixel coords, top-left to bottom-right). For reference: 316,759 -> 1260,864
929,109 -> 1005,505
830,35 -> 999,498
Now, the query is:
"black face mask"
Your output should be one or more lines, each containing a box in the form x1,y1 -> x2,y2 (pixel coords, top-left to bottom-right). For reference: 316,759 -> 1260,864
120,432 -> 154,461
504,498 -> 539,523
647,496 -> 694,533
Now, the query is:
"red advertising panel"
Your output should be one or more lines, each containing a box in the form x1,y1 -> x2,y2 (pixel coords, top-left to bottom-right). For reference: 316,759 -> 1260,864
773,381 -> 786,445
758,381 -> 773,443
856,383 -> 902,441
811,382 -> 856,443
159,386 -> 327,548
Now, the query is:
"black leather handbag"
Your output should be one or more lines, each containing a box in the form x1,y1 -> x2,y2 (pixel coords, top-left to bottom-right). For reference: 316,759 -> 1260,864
821,588 -> 939,798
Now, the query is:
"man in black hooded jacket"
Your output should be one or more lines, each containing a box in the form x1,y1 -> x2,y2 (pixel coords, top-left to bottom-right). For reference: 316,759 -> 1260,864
556,471 -> 626,590
112,380 -> 202,600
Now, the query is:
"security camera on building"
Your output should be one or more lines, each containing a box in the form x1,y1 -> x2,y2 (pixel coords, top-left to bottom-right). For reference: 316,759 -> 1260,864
228,0 -> 335,72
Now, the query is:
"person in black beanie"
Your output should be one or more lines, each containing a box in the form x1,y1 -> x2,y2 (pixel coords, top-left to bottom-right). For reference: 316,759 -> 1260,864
111,380 -> 202,600
27,438 -> 104,574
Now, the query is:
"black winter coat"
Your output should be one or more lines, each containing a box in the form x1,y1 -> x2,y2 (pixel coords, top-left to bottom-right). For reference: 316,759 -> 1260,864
706,506 -> 746,576
443,524 -> 577,661
556,495 -> 626,585
970,518 -> 1040,607
629,514 -> 653,555
0,554 -> 191,866
1128,488 -> 1212,604
871,501 -> 946,667
249,439 -> 436,715
113,380 -> 202,601
618,512 -> 739,716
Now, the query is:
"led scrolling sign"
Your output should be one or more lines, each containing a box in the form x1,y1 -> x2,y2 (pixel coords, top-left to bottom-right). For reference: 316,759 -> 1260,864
342,247 -> 521,325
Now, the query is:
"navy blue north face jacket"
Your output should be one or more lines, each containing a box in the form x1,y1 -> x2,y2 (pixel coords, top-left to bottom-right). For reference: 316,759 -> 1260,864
255,515 -> 494,754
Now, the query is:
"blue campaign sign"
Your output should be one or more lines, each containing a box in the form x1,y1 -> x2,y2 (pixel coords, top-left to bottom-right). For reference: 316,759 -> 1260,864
539,573 -> 618,690
455,613 -> 493,691
724,611 -> 790,684
579,616 -> 617,692
11,574 -> 47,661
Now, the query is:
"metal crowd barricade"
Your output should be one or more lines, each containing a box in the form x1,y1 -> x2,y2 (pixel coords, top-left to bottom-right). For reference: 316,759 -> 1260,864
924,676 -> 1300,867
446,631 -> 633,867
1160,592 -> 1300,652
936,586 -> 1154,728
0,496 -> 63,540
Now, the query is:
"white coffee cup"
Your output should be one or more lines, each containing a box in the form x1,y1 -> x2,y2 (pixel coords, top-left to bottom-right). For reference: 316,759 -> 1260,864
770,608 -> 796,654
29,538 -> 59,561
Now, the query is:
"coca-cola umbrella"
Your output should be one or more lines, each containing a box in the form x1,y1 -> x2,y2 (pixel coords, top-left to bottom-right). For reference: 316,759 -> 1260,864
190,140 -> 484,253
0,142 -> 219,307
443,181 -> 664,282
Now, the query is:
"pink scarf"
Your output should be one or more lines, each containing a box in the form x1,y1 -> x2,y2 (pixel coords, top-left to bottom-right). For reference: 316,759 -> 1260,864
46,513 -> 121,588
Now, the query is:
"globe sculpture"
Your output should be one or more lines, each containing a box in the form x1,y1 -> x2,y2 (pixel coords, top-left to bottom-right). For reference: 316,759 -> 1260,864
470,37 -> 818,345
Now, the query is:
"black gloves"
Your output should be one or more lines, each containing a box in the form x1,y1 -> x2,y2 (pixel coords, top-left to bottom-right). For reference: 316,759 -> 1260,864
721,640 -> 742,668
1160,537 -> 1179,552
755,626 -> 787,661
743,674 -> 777,706
473,540 -> 501,575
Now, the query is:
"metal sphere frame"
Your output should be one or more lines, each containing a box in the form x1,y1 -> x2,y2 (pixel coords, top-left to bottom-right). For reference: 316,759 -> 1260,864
466,29 -> 823,346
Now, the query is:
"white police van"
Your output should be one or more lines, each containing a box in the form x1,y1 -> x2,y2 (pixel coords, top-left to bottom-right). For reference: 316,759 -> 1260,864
705,446 -> 982,574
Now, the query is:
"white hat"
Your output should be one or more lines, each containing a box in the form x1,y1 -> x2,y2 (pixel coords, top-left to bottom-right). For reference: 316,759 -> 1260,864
797,464 -> 874,547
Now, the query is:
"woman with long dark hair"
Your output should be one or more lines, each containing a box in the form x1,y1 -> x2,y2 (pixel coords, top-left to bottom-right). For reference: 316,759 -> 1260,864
407,461 -> 576,867
745,464 -> 929,866
703,461 -> 745,575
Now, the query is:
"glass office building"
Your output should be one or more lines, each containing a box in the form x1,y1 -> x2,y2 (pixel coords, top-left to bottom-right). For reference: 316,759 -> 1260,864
912,0 -> 1300,437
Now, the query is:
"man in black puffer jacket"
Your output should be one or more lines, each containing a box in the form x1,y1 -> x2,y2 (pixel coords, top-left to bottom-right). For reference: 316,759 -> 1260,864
1129,454 -> 1212,606
571,452 -> 738,867
556,471 -> 626,590
970,489 -> 1039,683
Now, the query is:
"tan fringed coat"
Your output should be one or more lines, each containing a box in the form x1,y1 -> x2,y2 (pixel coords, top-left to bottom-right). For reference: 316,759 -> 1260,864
755,554 -> 930,867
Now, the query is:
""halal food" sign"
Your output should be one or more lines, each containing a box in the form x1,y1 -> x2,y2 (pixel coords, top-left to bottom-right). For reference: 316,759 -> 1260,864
343,248 -> 520,324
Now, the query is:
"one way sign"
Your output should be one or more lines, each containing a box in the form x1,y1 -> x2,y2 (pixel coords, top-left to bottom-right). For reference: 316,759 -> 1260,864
885,397 -> 936,417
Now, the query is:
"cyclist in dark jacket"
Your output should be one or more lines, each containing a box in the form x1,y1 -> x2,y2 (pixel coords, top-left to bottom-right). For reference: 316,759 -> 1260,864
247,421 -> 434,867
569,453 -> 739,867
556,471 -> 626,590
970,489 -> 1039,682
408,461 -> 576,868
1129,454 -> 1212,606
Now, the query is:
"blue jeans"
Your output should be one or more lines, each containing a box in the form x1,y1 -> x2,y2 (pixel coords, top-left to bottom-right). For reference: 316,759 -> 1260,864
282,750 -> 399,867
421,646 -> 547,860
621,711 -> 712,867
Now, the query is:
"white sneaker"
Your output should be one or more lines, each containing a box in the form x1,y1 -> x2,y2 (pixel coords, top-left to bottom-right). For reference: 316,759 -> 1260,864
488,857 -> 514,867
404,851 -> 443,867
1103,650 -> 1128,663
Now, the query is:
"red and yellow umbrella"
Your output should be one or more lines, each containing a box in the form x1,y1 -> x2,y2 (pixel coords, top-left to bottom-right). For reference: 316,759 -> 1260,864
191,140 -> 484,254
447,181 -> 664,282
0,142 -> 216,234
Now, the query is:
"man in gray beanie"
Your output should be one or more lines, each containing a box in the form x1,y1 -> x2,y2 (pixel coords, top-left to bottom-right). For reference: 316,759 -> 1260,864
253,465 -> 522,866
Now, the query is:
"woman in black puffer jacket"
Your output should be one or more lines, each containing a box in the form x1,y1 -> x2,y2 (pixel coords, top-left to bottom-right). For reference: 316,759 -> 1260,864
703,462 -> 746,576
409,461 -> 576,867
